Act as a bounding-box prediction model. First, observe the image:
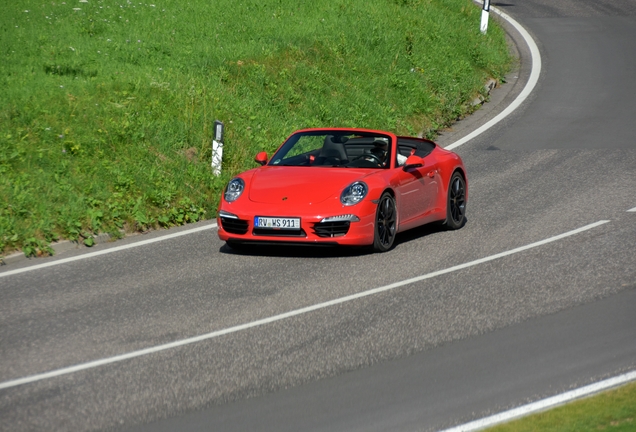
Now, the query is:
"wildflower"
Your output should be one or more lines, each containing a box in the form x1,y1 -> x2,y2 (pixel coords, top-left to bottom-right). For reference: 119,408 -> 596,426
73,7 -> 81,10
24,10 -> 29,12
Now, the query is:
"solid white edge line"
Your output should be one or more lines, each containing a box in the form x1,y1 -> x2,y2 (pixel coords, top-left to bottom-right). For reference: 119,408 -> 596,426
444,6 -> 542,151
439,370 -> 636,432
0,223 -> 217,279
0,220 -> 610,390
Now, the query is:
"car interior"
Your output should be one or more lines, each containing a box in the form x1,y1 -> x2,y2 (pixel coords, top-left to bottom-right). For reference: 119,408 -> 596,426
273,134 -> 436,168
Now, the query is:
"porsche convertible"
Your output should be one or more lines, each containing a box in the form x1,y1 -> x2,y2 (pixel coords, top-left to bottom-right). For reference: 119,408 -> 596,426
217,128 -> 467,252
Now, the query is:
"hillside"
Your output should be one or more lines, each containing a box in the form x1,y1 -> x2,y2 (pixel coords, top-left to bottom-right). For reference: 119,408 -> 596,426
0,0 -> 510,256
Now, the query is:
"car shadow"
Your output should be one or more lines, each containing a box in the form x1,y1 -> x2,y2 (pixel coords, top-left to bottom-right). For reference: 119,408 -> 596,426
218,219 -> 464,258
393,219 -> 461,245
219,242 -> 371,258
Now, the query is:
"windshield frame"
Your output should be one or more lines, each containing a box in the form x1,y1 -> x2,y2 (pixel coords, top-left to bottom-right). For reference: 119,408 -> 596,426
268,129 -> 395,169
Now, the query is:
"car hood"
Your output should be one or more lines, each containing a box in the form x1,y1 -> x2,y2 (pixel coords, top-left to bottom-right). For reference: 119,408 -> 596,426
248,167 -> 372,205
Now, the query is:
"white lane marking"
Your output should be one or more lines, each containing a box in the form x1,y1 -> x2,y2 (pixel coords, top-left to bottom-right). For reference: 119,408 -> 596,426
0,223 -> 217,279
439,370 -> 636,432
628,207 -> 636,212
0,220 -> 609,390
445,6 -> 542,151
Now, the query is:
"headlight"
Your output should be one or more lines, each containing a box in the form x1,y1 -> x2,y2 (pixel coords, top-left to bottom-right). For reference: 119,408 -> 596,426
340,181 -> 367,206
224,178 -> 245,202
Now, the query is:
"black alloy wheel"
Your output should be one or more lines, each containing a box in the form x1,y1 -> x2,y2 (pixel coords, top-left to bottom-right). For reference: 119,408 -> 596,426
373,192 -> 397,252
445,172 -> 467,229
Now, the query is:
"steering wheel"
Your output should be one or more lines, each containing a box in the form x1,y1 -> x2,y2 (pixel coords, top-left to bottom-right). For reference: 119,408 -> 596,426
353,153 -> 383,166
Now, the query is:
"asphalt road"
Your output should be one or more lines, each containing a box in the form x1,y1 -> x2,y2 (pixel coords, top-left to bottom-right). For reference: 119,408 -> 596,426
1,0 -> 635,431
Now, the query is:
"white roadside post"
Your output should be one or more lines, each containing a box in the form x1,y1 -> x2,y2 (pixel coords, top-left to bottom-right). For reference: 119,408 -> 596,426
211,120 -> 224,176
480,0 -> 490,34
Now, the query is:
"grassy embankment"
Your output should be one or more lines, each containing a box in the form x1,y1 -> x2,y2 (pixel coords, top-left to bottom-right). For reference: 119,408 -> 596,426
0,0 -> 510,257
488,381 -> 636,432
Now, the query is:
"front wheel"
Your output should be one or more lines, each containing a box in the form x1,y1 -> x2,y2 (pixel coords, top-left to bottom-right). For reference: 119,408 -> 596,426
373,192 -> 397,252
444,172 -> 467,229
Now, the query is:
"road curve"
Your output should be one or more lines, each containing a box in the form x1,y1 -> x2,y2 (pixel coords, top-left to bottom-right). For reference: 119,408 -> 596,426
1,1 -> 635,431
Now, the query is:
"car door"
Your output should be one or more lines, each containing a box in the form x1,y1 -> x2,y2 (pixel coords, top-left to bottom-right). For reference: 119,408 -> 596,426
394,156 -> 439,224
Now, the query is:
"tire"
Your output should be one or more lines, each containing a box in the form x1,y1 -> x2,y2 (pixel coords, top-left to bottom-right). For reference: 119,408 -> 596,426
373,192 -> 397,252
444,172 -> 467,229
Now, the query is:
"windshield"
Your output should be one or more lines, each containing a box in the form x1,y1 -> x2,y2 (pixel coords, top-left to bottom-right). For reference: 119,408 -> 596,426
268,131 -> 393,168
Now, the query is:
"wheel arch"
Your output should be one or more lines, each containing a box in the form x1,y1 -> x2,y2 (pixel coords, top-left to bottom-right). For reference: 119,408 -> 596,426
382,187 -> 396,199
440,166 -> 467,203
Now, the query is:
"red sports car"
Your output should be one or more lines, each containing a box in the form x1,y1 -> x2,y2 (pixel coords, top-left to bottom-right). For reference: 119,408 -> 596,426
217,128 -> 467,252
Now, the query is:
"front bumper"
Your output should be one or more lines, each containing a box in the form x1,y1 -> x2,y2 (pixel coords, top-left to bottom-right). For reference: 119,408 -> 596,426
217,198 -> 377,246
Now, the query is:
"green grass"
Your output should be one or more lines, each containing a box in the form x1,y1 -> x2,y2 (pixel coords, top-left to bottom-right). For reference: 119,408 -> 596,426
0,0 -> 511,256
487,382 -> 636,432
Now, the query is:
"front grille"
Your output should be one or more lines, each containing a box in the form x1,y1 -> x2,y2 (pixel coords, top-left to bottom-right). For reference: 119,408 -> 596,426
252,227 -> 307,237
313,221 -> 350,237
220,217 -> 249,235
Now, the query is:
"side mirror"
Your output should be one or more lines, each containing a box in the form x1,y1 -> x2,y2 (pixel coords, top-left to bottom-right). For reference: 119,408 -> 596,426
403,155 -> 424,170
254,151 -> 268,166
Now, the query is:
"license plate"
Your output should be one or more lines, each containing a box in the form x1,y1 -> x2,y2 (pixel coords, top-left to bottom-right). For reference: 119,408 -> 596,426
254,216 -> 301,229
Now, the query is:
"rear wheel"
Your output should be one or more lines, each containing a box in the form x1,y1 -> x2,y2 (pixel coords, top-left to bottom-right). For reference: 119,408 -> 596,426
444,172 -> 467,229
373,192 -> 397,252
